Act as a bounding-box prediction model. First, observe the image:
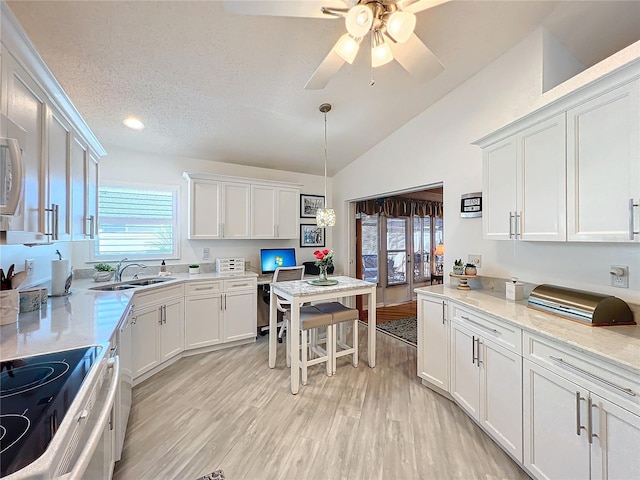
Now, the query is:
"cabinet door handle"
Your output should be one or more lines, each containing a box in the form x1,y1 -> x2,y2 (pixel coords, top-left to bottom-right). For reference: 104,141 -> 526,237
516,211 -> 522,239
158,306 -> 163,325
460,315 -> 500,336
576,392 -> 586,436
472,335 -> 477,365
131,316 -> 137,325
475,338 -> 482,367
53,204 -> 59,240
587,396 -> 597,444
550,356 -> 636,397
220,294 -> 224,311
163,305 -> 167,324
629,198 -> 639,240
221,223 -> 225,238
508,212 -> 514,239
442,301 -> 446,325
224,294 -> 227,311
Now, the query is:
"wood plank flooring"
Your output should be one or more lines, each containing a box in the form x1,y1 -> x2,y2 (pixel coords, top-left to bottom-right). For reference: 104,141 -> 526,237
361,300 -> 417,324
113,327 -> 530,480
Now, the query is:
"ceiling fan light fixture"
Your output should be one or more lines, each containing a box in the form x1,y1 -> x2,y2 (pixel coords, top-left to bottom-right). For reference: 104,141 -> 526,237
386,10 -> 416,43
335,33 -> 361,64
371,30 -> 393,67
345,4 -> 373,38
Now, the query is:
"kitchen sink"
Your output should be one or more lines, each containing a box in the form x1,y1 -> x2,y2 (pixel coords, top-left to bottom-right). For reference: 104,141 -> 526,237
125,277 -> 176,286
89,284 -> 136,291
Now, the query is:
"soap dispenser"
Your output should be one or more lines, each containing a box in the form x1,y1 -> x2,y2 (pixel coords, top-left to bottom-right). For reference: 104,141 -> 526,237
160,260 -> 166,273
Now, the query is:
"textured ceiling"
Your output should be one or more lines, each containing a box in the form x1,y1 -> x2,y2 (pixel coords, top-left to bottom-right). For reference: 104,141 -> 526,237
6,1 -> 640,176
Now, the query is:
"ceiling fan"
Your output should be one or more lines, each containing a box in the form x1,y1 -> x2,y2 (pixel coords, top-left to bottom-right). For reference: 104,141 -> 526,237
224,0 -> 448,89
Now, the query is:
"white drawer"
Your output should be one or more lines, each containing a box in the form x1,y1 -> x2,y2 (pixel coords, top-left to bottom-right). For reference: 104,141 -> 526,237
134,284 -> 183,307
524,331 -> 640,414
224,277 -> 256,292
184,280 -> 223,296
451,303 -> 522,354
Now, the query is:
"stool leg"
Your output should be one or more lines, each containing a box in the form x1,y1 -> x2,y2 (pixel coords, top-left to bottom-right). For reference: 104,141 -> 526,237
301,329 -> 308,386
352,320 -> 359,368
326,325 -> 333,377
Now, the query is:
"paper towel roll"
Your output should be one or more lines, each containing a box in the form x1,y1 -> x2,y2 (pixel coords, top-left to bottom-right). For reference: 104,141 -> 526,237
51,260 -> 70,295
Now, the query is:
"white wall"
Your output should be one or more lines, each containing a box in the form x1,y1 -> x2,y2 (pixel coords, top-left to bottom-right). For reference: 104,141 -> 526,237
76,148 -> 332,271
332,29 -> 640,304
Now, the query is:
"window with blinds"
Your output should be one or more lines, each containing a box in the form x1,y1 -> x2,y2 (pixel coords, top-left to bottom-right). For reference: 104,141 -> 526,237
94,185 -> 179,260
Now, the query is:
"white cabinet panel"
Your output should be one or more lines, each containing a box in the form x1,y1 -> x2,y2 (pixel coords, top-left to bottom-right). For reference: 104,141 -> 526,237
224,288 -> 256,342
222,182 -> 250,239
185,293 -> 223,349
46,108 -> 71,241
251,185 -> 277,239
451,320 -> 480,419
482,137 -> 516,240
417,294 -> 449,391
567,79 -> 640,242
276,187 -> 299,239
70,135 -> 88,240
188,179 -> 221,239
131,305 -> 160,378
159,298 -> 184,363
86,151 -> 98,239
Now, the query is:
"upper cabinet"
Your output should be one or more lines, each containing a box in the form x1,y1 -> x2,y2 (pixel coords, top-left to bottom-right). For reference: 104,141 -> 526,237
251,184 -> 299,239
476,60 -> 639,243
482,114 -> 566,241
0,4 -> 105,244
566,79 -> 639,242
184,172 -> 300,240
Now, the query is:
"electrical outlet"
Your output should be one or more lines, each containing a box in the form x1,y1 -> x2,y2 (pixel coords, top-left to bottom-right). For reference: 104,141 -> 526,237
25,259 -> 34,275
610,265 -> 629,288
468,254 -> 482,269
203,248 -> 210,261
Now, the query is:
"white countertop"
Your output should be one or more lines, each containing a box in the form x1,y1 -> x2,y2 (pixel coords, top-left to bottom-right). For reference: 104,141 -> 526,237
0,271 -> 258,361
415,285 -> 640,375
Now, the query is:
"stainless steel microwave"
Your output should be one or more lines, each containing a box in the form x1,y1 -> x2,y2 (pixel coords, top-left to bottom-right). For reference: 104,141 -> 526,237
0,112 -> 25,216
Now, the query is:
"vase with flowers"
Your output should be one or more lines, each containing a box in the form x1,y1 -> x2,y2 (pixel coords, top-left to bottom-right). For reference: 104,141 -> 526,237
313,249 -> 334,283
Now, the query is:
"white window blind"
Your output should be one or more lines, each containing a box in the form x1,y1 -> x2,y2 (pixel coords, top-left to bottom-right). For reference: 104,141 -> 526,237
94,185 -> 179,261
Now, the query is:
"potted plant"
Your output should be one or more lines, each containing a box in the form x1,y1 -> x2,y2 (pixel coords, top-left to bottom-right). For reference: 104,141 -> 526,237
93,263 -> 115,282
453,259 -> 464,275
189,264 -> 200,274
464,263 -> 477,276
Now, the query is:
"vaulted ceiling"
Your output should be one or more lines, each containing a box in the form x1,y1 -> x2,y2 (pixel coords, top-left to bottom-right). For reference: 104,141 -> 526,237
6,1 -> 640,175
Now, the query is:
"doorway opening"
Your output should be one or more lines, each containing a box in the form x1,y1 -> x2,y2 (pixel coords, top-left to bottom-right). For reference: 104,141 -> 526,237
353,186 -> 443,323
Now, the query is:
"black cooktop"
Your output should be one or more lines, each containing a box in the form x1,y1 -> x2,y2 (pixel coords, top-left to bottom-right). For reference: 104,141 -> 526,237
0,346 -> 100,477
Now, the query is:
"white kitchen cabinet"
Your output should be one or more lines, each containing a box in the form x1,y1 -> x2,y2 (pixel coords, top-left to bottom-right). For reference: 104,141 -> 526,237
481,113 -> 566,241
450,305 -> 523,461
45,107 -> 71,241
222,182 -> 251,239
4,50 -> 45,237
523,332 -> 640,480
251,184 -> 299,239
185,277 -> 256,351
184,280 -> 223,349
417,293 -> 449,392
86,151 -> 99,239
566,79 -> 640,242
131,285 -> 184,380
70,135 -> 88,240
184,176 -> 250,239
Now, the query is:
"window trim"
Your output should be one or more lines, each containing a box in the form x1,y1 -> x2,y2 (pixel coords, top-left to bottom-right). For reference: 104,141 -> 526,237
90,182 -> 181,262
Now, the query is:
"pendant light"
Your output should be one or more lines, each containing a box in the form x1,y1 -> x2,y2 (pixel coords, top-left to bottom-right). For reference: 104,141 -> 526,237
316,103 -> 336,227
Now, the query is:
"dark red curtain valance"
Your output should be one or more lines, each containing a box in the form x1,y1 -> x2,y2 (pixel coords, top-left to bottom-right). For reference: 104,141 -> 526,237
356,198 -> 443,218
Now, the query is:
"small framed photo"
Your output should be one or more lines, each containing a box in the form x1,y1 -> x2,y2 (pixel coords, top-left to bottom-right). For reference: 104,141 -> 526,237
300,194 -> 325,218
300,224 -> 325,248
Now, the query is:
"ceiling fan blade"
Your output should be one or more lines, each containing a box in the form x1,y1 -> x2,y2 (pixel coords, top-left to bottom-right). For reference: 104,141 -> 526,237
399,0 -> 450,14
223,0 -> 349,19
304,47 -> 347,90
388,33 -> 444,83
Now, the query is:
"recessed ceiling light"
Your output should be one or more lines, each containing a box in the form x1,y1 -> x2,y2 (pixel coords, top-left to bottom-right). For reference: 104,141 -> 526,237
123,116 -> 144,130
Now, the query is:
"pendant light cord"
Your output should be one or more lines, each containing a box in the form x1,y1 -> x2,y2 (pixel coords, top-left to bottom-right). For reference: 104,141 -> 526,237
323,111 -> 328,200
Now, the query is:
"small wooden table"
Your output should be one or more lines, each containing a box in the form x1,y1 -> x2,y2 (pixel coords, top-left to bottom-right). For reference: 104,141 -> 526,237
269,276 -> 377,394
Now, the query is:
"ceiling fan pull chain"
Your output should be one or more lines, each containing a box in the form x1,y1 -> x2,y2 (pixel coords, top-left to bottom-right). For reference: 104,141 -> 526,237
369,34 -> 376,86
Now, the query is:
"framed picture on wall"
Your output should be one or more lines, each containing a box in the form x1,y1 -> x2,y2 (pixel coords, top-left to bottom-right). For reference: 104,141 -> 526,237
300,224 -> 325,247
300,194 -> 325,218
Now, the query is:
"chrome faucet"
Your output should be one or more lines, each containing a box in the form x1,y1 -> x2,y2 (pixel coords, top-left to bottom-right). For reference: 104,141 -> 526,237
114,258 -> 147,282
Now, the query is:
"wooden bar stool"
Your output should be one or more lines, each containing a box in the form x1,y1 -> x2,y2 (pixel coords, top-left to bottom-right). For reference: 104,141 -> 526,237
285,305 -> 333,385
314,302 -> 359,375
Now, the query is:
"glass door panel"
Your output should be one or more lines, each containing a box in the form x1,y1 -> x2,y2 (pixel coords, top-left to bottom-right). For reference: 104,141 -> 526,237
361,214 -> 379,284
386,218 -> 407,285
413,216 -> 431,282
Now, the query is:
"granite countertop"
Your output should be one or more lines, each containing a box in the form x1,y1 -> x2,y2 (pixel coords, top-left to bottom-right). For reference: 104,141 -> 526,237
271,275 -> 375,297
415,285 -> 640,376
0,271 -> 258,361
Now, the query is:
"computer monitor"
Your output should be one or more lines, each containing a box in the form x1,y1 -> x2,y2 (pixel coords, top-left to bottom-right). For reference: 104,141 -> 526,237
260,248 -> 297,274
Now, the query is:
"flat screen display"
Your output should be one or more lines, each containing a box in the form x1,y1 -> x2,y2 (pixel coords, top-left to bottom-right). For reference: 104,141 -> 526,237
260,248 -> 297,274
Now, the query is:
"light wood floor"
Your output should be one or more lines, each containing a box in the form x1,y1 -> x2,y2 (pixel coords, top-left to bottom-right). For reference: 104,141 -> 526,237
113,327 -> 530,480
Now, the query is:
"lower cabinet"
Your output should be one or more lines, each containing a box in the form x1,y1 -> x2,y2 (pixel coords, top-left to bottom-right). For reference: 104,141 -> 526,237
450,308 -> 523,462
185,277 -> 256,350
131,286 -> 184,379
523,334 -> 640,480
417,293 -> 449,391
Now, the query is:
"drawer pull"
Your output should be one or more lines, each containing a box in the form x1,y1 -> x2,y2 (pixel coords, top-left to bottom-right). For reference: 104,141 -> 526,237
460,315 -> 500,336
576,392 -> 586,436
550,356 -> 636,397
229,283 -> 251,288
194,287 -> 215,291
